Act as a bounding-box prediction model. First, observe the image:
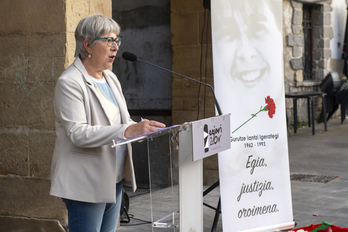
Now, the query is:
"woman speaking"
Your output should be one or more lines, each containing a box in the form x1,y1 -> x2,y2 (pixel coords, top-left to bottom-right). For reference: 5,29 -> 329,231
50,14 -> 165,232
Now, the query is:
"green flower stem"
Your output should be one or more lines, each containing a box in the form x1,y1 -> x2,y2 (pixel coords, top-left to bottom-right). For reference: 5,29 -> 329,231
232,106 -> 267,134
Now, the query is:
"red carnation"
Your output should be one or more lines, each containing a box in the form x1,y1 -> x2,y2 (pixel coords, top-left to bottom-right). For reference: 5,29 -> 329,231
265,96 -> 276,118
232,96 -> 277,134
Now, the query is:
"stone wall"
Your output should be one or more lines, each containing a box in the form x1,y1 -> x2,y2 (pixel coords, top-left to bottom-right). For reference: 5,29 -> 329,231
284,0 -> 337,123
287,0 -> 333,82
171,0 -> 218,185
0,0 -> 112,231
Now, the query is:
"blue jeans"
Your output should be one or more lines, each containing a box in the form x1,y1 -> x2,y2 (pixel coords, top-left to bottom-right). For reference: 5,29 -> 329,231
63,180 -> 123,232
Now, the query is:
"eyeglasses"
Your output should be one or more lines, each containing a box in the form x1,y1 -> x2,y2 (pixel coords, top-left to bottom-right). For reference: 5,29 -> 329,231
94,37 -> 122,47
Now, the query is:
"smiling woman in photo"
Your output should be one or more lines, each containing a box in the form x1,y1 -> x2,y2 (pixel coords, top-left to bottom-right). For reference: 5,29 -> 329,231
213,0 -> 282,90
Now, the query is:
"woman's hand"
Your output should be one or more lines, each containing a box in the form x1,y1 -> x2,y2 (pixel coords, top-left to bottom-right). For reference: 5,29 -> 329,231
124,119 -> 166,138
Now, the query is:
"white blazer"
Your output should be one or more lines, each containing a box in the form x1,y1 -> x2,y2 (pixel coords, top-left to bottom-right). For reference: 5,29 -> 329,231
50,58 -> 137,203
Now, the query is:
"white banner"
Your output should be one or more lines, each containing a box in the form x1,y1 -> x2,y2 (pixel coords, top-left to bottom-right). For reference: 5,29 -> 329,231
211,0 -> 294,231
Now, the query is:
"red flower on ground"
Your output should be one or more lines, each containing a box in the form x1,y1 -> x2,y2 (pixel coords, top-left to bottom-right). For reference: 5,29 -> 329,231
265,96 -> 276,118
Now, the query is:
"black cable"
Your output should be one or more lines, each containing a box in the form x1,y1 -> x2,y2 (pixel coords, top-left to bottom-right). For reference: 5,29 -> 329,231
197,10 -> 205,119
127,190 -> 150,198
204,11 -> 211,118
197,8 -> 210,120
120,213 -> 152,226
120,188 -> 153,226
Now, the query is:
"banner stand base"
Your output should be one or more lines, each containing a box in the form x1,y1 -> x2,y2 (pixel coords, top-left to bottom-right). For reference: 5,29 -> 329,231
237,221 -> 296,232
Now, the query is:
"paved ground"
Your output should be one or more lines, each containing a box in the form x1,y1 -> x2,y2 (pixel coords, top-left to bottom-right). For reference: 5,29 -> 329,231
118,117 -> 348,232
288,117 -> 348,229
120,185 -> 221,232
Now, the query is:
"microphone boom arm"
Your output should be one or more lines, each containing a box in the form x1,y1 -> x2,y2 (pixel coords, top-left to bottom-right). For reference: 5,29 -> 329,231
137,58 -> 223,116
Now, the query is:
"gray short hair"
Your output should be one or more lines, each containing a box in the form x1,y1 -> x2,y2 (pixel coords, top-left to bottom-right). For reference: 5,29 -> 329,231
74,14 -> 121,59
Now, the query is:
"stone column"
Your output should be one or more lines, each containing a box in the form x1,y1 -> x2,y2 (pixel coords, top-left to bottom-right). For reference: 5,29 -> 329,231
312,3 -> 333,80
0,1 -> 111,231
171,0 -> 218,185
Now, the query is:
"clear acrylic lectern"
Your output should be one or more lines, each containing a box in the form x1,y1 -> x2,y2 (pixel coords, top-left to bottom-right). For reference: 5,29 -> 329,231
112,123 -> 203,232
112,114 -> 230,232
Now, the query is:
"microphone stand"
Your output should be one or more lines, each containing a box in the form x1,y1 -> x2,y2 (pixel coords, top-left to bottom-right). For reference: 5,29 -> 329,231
127,54 -> 222,232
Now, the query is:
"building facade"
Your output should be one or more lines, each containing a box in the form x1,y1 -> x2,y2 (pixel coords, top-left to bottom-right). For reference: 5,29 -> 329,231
0,0 -> 347,230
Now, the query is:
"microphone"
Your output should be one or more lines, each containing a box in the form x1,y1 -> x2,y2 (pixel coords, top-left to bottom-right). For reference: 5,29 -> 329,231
122,52 -> 223,116
122,52 -> 137,62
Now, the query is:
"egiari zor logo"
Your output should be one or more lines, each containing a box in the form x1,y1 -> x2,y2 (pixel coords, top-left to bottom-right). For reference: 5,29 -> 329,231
204,124 -> 209,153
